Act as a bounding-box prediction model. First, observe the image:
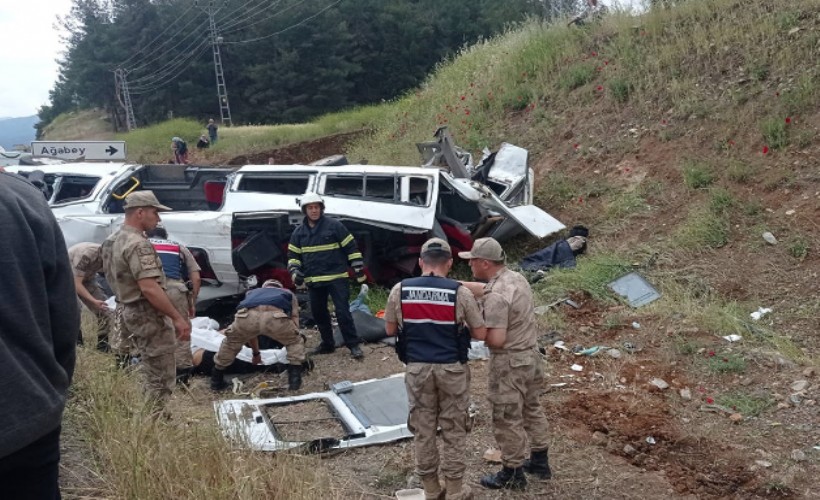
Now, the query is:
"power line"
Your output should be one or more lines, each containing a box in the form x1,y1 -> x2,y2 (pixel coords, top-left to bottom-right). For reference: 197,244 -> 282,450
216,0 -> 278,32
116,1 -> 200,68
125,17 -> 210,76
128,40 -> 211,93
223,0 -> 344,44
220,0 -> 304,36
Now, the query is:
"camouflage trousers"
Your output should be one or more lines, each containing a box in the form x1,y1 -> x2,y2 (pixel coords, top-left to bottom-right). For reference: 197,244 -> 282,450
78,282 -> 112,347
121,300 -> 177,405
214,306 -> 305,369
488,349 -> 550,468
405,362 -> 470,480
109,303 -> 134,355
167,280 -> 193,369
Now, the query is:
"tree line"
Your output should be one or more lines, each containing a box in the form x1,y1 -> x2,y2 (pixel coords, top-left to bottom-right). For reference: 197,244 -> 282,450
38,0 -> 555,135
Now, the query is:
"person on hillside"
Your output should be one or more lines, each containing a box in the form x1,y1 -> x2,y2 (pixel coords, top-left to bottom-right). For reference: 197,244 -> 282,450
101,190 -> 191,410
146,224 -> 201,385
196,135 -> 210,150
68,242 -> 112,350
210,279 -> 306,391
207,119 -> 218,144
0,170 -> 79,498
171,137 -> 189,165
385,238 -> 487,500
287,192 -> 366,360
460,237 -> 552,491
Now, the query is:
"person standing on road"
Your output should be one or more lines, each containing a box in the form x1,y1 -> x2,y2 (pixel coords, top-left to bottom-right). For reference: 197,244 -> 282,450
0,171 -> 79,498
288,192 -> 366,359
210,279 -> 306,391
459,237 -> 552,491
385,238 -> 486,500
102,190 -> 191,409
146,224 -> 201,385
207,118 -> 218,144
68,242 -> 112,350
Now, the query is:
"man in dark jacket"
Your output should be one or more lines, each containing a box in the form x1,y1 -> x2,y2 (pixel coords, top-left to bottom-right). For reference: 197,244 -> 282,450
0,171 -> 79,498
288,193 -> 365,359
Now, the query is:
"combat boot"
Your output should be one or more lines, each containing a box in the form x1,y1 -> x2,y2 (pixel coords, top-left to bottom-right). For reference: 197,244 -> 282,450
210,367 -> 229,391
310,343 -> 335,355
287,364 -> 303,391
444,477 -> 472,499
419,473 -> 444,500
480,466 -> 526,490
522,449 -> 552,480
176,367 -> 194,386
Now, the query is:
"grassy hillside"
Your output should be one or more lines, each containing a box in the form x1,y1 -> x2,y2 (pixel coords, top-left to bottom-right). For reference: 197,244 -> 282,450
64,1 -> 820,498
40,108 -> 115,141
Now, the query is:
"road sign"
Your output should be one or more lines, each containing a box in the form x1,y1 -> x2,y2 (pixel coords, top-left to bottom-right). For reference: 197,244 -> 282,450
30,141 -> 127,161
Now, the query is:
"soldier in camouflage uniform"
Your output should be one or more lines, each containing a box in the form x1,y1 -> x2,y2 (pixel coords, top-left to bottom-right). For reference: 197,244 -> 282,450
385,238 -> 487,500
211,279 -> 306,391
101,191 -> 191,407
68,242 -> 111,350
460,237 -> 552,491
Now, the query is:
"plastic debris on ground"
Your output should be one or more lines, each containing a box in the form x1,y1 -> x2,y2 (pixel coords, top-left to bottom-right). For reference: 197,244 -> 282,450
395,488 -> 425,500
750,307 -> 772,320
571,364 -> 584,372
723,334 -> 743,342
646,436 -> 656,445
608,272 -> 661,307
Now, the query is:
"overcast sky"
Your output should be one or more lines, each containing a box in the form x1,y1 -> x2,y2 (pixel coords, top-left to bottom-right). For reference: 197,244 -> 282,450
0,0 -> 639,119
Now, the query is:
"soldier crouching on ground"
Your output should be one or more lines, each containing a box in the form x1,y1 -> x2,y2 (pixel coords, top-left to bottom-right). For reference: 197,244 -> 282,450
146,224 -> 201,384
102,191 -> 191,409
211,279 -> 306,391
68,242 -> 112,350
460,237 -> 552,490
385,238 -> 487,500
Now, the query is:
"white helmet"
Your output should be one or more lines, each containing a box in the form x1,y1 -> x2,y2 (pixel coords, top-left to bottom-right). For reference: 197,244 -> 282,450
262,279 -> 283,288
299,192 -> 324,213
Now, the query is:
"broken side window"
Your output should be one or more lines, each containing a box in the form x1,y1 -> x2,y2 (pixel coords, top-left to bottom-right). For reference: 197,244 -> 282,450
363,175 -> 397,201
324,174 -> 363,197
237,174 -> 311,195
406,176 -> 430,206
52,175 -> 101,203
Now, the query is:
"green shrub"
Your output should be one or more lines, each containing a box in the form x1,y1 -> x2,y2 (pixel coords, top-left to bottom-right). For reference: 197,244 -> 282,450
608,78 -> 632,103
682,160 -> 715,189
559,64 -> 595,91
760,117 -> 788,150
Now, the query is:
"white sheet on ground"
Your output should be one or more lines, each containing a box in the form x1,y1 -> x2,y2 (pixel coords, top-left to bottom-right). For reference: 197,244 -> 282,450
190,317 -> 288,365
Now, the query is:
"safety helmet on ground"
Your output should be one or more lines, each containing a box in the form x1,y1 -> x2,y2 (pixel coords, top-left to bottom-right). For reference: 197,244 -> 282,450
262,279 -> 283,288
299,192 -> 325,213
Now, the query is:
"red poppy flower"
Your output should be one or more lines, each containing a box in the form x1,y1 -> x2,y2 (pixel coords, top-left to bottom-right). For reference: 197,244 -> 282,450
706,397 -> 714,404
578,197 -> 584,203
465,110 -> 470,116
596,86 -> 603,91
785,117 -> 791,124
661,119 -> 667,125
460,95 -> 465,100
762,146 -> 769,154
573,143 -> 579,149
708,351 -> 715,357
591,51 -> 597,57
604,60 -> 609,65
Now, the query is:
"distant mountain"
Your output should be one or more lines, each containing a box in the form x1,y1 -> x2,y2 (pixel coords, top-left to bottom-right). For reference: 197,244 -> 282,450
0,115 -> 38,150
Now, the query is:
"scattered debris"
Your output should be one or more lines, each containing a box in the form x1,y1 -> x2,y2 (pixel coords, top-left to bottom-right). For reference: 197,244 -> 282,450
762,232 -> 778,245
750,307 -> 772,320
608,272 -> 661,307
680,388 -> 692,400
755,460 -> 772,468
606,348 -> 622,359
575,346 -> 609,356
483,448 -> 502,463
790,449 -> 806,462
791,380 -> 809,392
622,341 -> 643,354
649,378 -> 669,390
631,321 -> 641,329
789,394 -> 802,405
395,488 -> 425,500
700,404 -> 735,415
785,209 -> 796,216
550,383 -> 569,388
722,334 -> 742,342
623,444 -> 637,455
571,364 -> 584,372
645,436 -> 656,445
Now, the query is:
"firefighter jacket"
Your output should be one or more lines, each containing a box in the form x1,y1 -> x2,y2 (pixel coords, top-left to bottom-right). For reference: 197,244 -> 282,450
287,215 -> 363,285
399,275 -> 468,364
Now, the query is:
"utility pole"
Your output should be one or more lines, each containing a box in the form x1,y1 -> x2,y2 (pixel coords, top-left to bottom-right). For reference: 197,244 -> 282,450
114,68 -> 137,131
201,0 -> 233,126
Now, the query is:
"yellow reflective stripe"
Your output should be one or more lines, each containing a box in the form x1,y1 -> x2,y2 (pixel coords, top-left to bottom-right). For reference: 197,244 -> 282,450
288,244 -> 302,254
348,252 -> 363,261
340,234 -> 354,247
302,243 -> 340,253
305,272 -> 349,283
287,259 -> 302,266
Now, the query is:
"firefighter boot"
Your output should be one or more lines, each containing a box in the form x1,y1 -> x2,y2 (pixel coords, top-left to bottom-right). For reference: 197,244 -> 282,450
522,449 -> 552,480
210,367 -> 229,391
444,477 -> 472,499
480,466 -> 527,490
287,364 -> 303,391
420,473 -> 444,500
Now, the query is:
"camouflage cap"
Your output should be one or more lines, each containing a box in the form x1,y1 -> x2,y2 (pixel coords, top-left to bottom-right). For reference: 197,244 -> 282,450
123,190 -> 172,211
420,237 -> 451,257
457,237 -> 505,262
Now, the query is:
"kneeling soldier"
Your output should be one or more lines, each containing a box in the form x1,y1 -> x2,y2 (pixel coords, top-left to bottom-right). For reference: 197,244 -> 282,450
211,279 -> 306,391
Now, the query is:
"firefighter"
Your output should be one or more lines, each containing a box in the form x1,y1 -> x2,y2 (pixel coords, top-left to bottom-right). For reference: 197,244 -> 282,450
287,193 -> 365,359
146,224 -> 201,384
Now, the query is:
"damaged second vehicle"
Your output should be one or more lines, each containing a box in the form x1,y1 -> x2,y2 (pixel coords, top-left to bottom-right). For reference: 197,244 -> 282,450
15,130 -> 564,305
